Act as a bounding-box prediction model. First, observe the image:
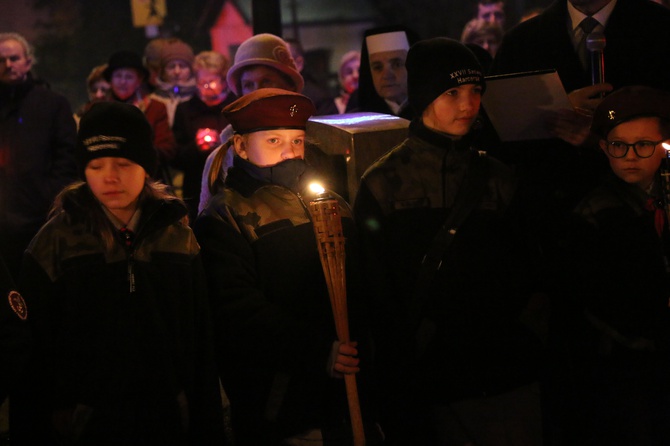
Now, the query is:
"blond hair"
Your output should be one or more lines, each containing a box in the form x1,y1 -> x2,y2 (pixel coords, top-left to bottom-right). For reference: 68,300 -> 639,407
194,51 -> 230,77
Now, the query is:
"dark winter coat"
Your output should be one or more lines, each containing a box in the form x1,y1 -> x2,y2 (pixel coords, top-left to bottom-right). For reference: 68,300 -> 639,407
194,163 -> 365,445
354,120 -> 543,404
568,175 -> 670,344
0,74 -> 77,234
0,255 -> 30,404
15,184 -> 224,445
554,173 -> 670,445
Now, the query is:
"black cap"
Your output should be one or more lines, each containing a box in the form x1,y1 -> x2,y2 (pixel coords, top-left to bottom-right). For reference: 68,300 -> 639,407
406,37 -> 485,116
103,50 -> 149,81
591,85 -> 670,138
77,102 -> 157,178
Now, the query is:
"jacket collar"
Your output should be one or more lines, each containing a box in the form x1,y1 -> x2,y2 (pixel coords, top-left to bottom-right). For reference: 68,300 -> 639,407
410,118 -> 474,152
62,183 -> 187,236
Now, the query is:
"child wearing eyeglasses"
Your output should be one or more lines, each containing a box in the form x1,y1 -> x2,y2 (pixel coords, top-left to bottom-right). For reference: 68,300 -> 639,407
553,85 -> 670,445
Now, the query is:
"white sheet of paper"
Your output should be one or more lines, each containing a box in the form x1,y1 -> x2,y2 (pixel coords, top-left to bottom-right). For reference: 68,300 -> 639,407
482,70 -> 573,141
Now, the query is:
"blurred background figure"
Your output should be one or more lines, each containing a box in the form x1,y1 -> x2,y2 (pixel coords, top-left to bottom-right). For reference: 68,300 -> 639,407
173,50 -> 235,223
0,32 -> 77,282
150,38 -> 197,127
142,37 -> 169,93
476,0 -> 507,29
347,25 -> 419,120
104,50 -> 176,186
73,64 -> 110,127
333,50 -> 360,114
460,17 -> 503,58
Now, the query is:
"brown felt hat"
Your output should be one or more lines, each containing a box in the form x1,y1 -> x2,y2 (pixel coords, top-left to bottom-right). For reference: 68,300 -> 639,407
159,39 -> 194,67
226,34 -> 304,96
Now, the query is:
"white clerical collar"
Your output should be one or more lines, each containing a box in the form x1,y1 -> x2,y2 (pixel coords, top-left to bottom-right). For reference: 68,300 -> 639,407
385,98 -> 408,116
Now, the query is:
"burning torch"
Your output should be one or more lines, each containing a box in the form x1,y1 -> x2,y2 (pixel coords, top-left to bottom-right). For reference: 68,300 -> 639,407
307,183 -> 366,446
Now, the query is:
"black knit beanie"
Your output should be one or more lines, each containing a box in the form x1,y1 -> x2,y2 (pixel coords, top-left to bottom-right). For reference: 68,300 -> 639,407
406,37 -> 485,116
77,102 -> 157,177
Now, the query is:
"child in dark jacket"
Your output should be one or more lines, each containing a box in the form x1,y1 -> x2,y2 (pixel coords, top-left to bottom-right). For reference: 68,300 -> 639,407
556,86 -> 670,445
13,101 -> 224,445
194,88 -> 371,446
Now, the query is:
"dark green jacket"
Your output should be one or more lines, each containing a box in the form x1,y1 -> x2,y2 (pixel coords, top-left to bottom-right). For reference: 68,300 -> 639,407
15,184 -> 224,446
354,121 -> 543,403
194,165 -> 367,445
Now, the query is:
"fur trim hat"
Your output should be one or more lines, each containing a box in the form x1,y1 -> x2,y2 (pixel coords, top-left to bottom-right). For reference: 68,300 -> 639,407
226,34 -> 304,96
103,50 -> 149,81
77,102 -> 157,177
159,39 -> 194,68
222,88 -> 315,134
406,37 -> 485,116
591,85 -> 670,138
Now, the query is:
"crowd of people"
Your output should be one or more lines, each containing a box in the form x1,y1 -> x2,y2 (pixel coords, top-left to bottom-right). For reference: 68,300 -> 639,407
1,0 -> 670,444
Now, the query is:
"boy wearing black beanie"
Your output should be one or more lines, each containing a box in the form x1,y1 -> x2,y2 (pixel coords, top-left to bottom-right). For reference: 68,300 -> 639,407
12,101 -> 225,444
353,38 -> 543,445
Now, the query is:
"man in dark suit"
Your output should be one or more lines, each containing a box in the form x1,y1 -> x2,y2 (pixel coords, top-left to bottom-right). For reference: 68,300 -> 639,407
494,0 -> 670,94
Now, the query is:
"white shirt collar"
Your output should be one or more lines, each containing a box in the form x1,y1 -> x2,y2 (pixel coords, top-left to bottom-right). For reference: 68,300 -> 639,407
567,0 -> 617,31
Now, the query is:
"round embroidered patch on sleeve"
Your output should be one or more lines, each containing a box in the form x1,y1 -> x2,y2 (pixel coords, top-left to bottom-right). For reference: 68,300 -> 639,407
8,291 -> 27,321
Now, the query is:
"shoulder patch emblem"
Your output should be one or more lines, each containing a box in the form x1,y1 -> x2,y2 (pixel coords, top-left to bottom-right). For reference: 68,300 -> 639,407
8,291 -> 27,321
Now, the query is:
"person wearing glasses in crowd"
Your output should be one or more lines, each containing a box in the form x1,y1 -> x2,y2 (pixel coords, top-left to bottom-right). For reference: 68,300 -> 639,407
555,86 -> 670,445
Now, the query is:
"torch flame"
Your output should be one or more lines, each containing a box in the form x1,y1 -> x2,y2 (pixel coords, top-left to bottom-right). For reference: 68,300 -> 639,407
309,182 -> 326,195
